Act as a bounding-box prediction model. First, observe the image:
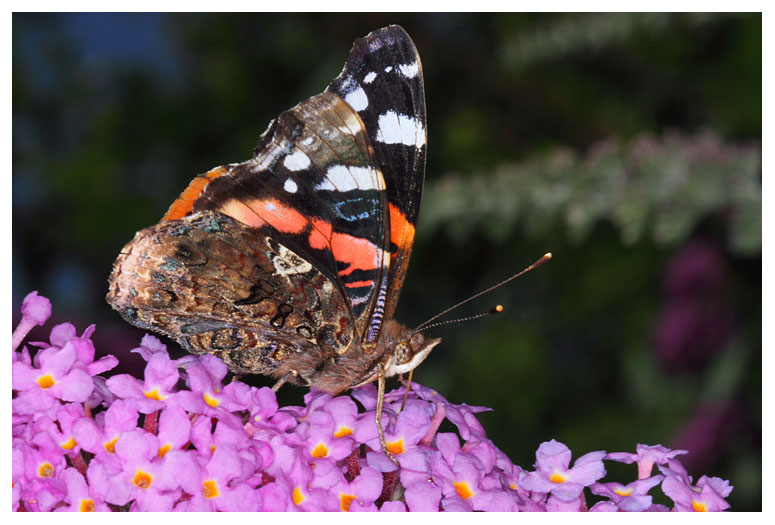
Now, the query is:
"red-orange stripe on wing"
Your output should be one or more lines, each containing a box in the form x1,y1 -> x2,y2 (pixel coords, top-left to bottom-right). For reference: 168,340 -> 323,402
344,280 -> 375,288
389,203 -> 415,258
162,166 -> 228,221
310,218 -> 382,277
219,198 -> 308,233
218,198 -> 383,281
383,202 -> 417,319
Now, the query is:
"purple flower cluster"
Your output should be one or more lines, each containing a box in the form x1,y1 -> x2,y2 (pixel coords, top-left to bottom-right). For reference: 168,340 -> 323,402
12,291 -> 733,511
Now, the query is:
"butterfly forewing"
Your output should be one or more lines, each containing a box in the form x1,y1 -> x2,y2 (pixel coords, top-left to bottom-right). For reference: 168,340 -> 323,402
182,92 -> 391,343
326,25 -> 427,326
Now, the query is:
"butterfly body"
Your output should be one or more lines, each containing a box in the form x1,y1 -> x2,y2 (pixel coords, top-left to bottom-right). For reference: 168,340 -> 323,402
107,26 -> 440,396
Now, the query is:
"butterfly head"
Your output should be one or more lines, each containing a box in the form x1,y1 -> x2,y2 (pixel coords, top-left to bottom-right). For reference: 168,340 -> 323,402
380,322 -> 442,379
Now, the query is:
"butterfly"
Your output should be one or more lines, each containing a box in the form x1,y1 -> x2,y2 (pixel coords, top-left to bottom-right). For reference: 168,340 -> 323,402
107,25 -> 438,463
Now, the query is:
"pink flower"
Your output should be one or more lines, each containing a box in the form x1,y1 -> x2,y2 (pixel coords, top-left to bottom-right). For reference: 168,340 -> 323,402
91,429 -> 182,511
13,341 -> 95,415
589,475 -> 665,511
55,468 -> 111,512
11,292 -> 735,512
12,291 -> 52,351
519,440 -> 606,501
607,443 -> 688,479
661,472 -> 731,511
169,445 -> 261,511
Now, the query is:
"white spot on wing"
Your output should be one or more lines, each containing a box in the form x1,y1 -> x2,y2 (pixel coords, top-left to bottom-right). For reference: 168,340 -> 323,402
398,62 -> 419,78
283,150 -> 311,171
375,111 -> 426,149
384,66 -> 393,73
364,71 -> 377,84
344,86 -> 368,111
315,165 -> 384,192
283,179 -> 298,193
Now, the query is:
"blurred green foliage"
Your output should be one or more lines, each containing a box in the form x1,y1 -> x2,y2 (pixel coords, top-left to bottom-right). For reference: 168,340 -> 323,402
422,131 -> 761,253
13,13 -> 761,510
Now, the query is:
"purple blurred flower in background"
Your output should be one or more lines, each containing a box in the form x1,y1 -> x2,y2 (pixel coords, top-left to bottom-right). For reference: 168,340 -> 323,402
12,292 -> 733,511
653,238 -> 735,372
669,400 -> 743,474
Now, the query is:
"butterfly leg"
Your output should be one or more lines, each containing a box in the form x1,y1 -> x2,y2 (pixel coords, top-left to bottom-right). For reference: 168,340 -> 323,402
271,369 -> 313,391
399,369 -> 414,414
271,370 -> 298,392
377,364 -> 400,467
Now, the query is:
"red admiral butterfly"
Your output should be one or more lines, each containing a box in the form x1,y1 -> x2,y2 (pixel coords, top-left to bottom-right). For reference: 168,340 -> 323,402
107,26 -> 437,462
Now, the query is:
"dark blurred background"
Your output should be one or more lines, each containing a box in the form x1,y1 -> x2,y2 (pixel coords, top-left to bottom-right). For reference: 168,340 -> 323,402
12,13 -> 761,510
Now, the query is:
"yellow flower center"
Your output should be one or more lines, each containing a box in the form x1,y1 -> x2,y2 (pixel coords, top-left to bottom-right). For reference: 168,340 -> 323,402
79,499 -> 96,512
144,389 -> 164,401
292,487 -> 305,505
203,480 -> 219,499
37,374 -> 55,389
614,487 -> 634,497
692,500 -> 707,512
132,470 -> 153,489
104,436 -> 118,454
334,426 -> 353,438
549,472 -> 567,484
454,481 -> 473,499
61,436 -> 77,450
38,462 -> 54,478
158,444 -> 171,458
203,393 -> 220,408
311,443 -> 329,458
340,493 -> 356,511
387,439 -> 405,455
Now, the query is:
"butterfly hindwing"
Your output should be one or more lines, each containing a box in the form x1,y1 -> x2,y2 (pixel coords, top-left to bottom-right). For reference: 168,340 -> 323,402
107,211 -> 358,382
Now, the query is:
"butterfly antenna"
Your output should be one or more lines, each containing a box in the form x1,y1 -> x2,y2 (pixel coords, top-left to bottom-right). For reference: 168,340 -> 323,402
412,253 -> 552,334
413,305 -> 505,333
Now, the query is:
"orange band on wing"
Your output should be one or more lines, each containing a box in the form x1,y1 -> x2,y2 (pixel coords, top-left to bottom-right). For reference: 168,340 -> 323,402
162,166 -> 228,221
219,198 -> 308,233
389,203 -> 415,254
310,219 -> 381,277
331,234 -> 381,276
344,280 -> 374,288
308,219 -> 334,250
219,199 -> 382,278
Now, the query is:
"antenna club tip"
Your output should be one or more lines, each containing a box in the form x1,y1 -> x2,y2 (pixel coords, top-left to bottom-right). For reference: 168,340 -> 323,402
544,252 -> 552,259
494,304 -> 504,313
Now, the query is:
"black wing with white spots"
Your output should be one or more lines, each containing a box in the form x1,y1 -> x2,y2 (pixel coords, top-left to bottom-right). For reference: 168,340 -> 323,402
326,25 -> 428,328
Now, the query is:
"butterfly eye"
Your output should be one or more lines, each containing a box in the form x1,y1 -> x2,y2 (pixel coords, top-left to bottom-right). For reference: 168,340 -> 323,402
394,341 -> 413,365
